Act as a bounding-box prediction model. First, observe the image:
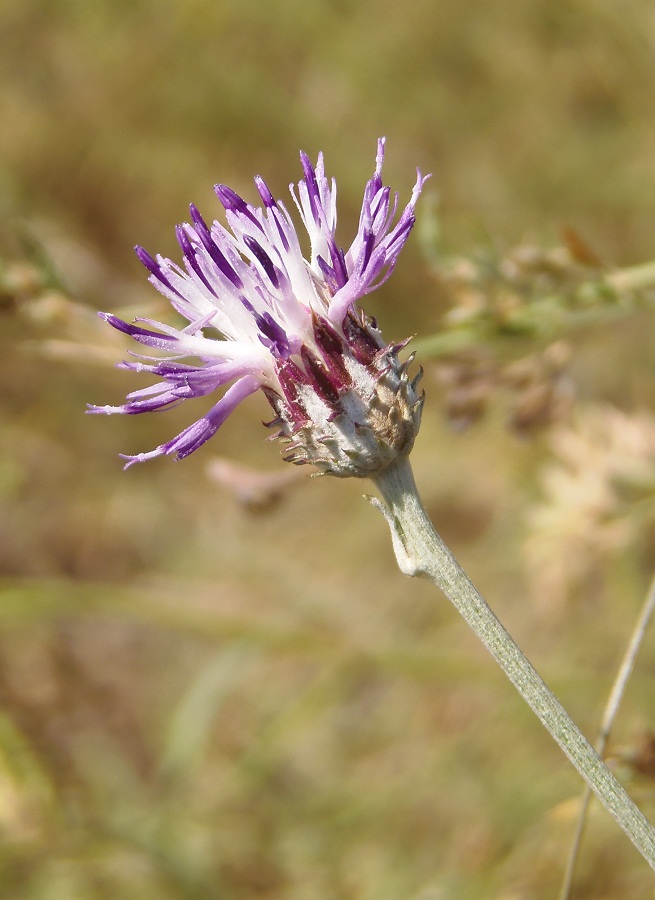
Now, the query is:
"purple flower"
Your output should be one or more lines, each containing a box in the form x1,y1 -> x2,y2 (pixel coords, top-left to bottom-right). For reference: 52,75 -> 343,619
89,139 -> 429,476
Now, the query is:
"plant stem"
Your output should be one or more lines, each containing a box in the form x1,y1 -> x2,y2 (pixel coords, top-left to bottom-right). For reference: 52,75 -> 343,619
370,456 -> 655,870
606,260 -> 655,293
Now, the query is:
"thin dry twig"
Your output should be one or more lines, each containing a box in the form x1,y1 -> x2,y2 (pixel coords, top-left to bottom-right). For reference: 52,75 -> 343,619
559,571 -> 655,899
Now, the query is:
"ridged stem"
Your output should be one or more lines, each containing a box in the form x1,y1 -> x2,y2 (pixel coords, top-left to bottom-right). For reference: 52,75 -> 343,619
371,456 -> 655,870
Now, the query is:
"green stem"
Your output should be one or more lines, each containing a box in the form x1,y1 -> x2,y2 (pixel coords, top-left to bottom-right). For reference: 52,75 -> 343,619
371,456 -> 655,871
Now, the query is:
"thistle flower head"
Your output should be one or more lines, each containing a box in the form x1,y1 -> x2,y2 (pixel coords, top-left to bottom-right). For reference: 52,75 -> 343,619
89,139 -> 429,476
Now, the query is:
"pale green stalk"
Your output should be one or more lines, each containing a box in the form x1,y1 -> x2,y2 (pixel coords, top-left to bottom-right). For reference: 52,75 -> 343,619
606,260 -> 655,293
370,456 -> 655,870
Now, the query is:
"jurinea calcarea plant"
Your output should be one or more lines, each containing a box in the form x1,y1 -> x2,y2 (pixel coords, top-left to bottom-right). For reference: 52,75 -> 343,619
88,139 -> 426,476
90,141 -> 655,872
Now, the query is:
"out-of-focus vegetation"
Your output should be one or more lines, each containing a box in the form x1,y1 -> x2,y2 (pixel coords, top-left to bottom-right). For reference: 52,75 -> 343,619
2,1 -> 655,897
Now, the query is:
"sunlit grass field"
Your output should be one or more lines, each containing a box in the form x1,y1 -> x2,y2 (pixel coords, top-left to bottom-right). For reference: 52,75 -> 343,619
3,1 -> 655,897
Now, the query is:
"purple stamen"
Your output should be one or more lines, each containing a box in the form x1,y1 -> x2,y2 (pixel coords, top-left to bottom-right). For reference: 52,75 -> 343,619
134,246 -> 184,298
214,184 -> 263,231
299,151 -> 321,223
243,236 -> 280,289
329,245 -> 348,289
255,176 -> 276,208
189,204 -> 243,289
255,311 -> 291,358
175,225 -> 217,297
99,313 -> 177,344
358,229 -> 375,273
316,256 -> 340,295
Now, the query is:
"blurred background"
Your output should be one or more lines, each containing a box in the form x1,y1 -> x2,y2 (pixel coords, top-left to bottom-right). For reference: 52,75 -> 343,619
2,0 -> 655,897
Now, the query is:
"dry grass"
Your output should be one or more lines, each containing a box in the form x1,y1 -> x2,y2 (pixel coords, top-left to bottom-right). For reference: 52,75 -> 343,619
2,1 -> 655,896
